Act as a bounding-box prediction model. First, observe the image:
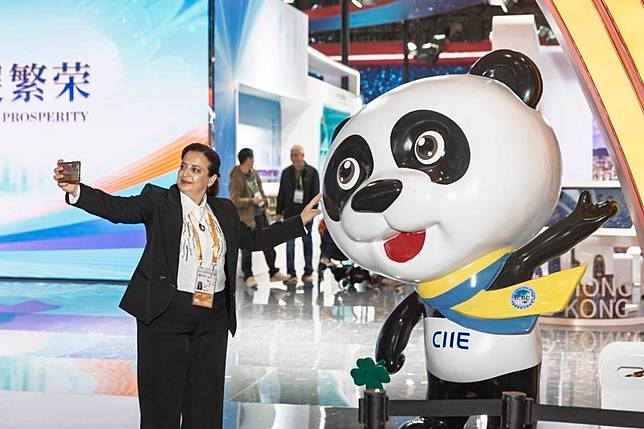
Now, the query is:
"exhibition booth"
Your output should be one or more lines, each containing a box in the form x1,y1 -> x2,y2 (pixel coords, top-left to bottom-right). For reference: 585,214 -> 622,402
489,15 -> 642,327
0,0 -> 641,428
214,0 -> 362,197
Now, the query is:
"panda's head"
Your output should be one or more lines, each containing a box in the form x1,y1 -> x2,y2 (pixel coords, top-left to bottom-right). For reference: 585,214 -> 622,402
322,50 -> 561,282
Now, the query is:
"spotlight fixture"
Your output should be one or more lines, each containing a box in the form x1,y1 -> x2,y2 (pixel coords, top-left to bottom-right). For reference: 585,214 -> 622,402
412,34 -> 446,65
407,41 -> 417,52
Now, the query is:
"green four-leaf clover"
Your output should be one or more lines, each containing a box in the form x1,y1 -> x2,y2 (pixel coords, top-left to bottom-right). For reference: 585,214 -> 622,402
350,357 -> 391,390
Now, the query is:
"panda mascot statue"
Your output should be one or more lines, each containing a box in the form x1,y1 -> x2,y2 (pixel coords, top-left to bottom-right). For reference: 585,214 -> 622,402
321,50 -> 617,429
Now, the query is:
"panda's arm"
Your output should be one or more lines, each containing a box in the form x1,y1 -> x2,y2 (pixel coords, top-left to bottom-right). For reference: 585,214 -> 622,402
375,290 -> 426,374
488,191 -> 617,290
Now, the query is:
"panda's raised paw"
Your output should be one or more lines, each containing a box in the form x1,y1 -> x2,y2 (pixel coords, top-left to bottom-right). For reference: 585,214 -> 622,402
573,191 -> 619,222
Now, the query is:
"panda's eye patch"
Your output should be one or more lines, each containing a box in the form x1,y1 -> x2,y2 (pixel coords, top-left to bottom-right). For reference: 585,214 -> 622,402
337,158 -> 360,190
390,110 -> 470,185
323,135 -> 373,221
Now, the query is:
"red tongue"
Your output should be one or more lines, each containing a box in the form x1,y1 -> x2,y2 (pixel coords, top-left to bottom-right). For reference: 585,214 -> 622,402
384,231 -> 426,263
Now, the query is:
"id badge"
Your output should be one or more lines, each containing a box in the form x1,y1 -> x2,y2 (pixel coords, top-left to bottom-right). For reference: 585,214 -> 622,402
192,264 -> 217,308
293,189 -> 304,204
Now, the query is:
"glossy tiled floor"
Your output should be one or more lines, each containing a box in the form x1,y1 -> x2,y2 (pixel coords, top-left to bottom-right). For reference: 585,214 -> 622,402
0,261 -> 642,428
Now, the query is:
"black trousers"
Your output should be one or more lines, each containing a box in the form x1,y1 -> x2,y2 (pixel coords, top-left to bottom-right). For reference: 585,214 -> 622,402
137,290 -> 229,429
241,213 -> 278,278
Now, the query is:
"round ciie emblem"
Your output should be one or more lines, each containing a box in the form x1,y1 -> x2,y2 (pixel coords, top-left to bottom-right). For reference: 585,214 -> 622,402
511,286 -> 536,310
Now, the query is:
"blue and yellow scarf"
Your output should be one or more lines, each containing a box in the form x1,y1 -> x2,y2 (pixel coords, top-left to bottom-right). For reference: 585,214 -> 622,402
418,249 -> 585,335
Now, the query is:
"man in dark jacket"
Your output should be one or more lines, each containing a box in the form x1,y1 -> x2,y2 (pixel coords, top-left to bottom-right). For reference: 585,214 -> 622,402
276,145 -> 320,284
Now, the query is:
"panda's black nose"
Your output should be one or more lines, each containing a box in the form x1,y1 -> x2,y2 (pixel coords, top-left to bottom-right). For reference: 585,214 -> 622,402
351,179 -> 403,213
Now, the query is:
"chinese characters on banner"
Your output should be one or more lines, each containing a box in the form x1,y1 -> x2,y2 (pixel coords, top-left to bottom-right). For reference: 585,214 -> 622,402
1,62 -> 90,102
11,63 -> 47,102
53,62 -> 91,102
0,62 -> 91,124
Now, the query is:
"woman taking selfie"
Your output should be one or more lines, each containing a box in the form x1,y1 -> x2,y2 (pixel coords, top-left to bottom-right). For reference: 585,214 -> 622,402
53,142 -> 321,429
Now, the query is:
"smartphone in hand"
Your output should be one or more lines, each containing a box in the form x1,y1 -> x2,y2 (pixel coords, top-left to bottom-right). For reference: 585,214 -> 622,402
58,161 -> 81,184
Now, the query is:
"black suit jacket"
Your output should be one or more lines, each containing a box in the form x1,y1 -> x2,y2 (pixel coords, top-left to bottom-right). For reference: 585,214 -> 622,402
67,183 -> 304,335
276,163 -> 320,218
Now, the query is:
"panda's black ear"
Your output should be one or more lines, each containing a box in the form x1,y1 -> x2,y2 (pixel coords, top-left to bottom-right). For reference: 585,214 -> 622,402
331,116 -> 351,142
469,49 -> 542,108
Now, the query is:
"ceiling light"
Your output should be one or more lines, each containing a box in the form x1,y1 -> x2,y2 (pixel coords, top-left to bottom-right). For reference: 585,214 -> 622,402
421,42 -> 439,50
488,0 -> 517,13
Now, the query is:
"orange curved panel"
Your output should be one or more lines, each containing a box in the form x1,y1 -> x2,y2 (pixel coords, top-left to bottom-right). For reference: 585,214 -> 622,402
91,124 -> 209,194
538,0 -> 644,243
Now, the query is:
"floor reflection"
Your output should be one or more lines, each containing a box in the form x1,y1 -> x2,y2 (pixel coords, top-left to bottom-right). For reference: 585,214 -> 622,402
0,272 -> 642,428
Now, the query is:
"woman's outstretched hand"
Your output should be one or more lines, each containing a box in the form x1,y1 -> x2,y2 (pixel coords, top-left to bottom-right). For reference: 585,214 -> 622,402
53,159 -> 79,197
300,193 -> 322,225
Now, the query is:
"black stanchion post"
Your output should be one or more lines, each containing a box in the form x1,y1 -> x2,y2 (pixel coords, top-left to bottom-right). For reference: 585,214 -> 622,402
359,389 -> 388,429
402,19 -> 410,83
340,0 -> 350,90
501,391 -> 533,429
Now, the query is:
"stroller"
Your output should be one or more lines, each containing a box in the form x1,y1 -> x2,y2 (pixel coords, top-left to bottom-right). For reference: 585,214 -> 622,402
317,220 -> 373,296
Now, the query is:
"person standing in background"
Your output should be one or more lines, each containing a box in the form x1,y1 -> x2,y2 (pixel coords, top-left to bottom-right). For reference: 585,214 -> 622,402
276,145 -> 320,285
229,148 -> 289,288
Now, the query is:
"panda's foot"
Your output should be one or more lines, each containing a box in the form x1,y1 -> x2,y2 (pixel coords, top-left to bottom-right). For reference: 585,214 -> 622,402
398,417 -> 451,429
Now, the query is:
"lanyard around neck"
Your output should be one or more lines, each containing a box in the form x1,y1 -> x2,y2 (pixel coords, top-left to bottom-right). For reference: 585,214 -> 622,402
189,210 -> 219,264
296,170 -> 304,188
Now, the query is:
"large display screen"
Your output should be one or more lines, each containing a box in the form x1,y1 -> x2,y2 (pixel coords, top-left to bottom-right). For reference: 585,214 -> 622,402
319,106 -> 350,171
0,0 -> 208,280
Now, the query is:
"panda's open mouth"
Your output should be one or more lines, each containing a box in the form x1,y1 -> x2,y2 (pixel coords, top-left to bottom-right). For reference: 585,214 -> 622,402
383,230 -> 426,263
